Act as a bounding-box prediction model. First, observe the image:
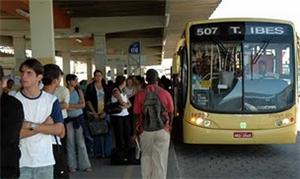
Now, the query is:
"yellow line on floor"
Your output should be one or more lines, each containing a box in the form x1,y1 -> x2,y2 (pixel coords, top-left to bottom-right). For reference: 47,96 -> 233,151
123,165 -> 134,179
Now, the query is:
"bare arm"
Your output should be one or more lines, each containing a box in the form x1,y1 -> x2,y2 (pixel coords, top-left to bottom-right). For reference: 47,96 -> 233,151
20,116 -> 53,139
34,122 -> 65,138
86,101 -> 96,114
20,117 -> 65,138
20,128 -> 38,139
60,101 -> 69,109
86,100 -> 100,119
113,89 -> 131,108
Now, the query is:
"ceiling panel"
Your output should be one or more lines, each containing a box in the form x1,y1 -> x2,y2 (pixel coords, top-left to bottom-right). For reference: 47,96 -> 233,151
54,0 -> 166,17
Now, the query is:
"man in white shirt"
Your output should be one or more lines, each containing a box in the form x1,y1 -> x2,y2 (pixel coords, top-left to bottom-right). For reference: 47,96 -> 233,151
54,84 -> 70,153
54,85 -> 70,120
16,58 -> 64,179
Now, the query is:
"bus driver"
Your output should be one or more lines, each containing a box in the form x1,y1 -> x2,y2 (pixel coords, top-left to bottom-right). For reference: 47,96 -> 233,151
192,56 -> 210,89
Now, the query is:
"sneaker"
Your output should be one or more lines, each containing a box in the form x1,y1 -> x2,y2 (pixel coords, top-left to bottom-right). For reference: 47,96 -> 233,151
84,168 -> 92,172
69,168 -> 77,172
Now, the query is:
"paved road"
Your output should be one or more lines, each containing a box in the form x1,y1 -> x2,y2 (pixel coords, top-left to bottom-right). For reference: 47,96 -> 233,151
70,143 -> 180,179
70,132 -> 299,179
174,134 -> 300,179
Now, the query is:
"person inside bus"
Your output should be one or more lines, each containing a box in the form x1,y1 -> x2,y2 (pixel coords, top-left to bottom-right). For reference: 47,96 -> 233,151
258,60 -> 267,76
257,60 -> 279,79
192,56 -> 209,89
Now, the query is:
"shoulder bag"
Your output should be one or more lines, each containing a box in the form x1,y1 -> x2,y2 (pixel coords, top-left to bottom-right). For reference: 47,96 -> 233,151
87,113 -> 109,136
53,136 -> 69,179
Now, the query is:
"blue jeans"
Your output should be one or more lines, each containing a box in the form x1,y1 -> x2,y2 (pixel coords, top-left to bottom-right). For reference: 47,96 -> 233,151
93,115 -> 113,157
19,165 -> 53,179
66,122 -> 91,170
93,131 -> 113,157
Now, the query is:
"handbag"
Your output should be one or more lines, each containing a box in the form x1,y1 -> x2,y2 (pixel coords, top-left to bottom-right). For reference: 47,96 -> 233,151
87,114 -> 109,136
53,136 -> 69,179
107,101 -> 123,114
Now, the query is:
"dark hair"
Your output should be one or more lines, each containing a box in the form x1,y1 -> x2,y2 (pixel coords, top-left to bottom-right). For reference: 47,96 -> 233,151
135,75 -> 145,87
7,79 -> 14,84
0,65 -> 3,80
79,80 -> 87,86
135,75 -> 144,84
19,58 -> 44,76
93,69 -> 103,77
66,74 -> 78,84
126,76 -> 134,84
115,75 -> 126,87
146,69 -> 159,84
42,64 -> 63,86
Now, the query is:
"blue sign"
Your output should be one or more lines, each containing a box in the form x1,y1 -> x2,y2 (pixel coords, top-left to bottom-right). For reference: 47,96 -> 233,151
129,41 -> 140,54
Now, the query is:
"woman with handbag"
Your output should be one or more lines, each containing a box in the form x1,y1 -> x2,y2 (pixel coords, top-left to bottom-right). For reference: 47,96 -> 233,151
110,76 -> 132,156
85,70 -> 112,158
66,74 -> 92,172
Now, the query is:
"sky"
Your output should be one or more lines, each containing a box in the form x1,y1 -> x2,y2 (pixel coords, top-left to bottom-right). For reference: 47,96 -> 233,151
210,0 -> 300,32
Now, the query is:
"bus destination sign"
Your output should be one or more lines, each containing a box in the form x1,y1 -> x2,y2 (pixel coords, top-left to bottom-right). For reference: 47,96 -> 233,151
191,22 -> 292,41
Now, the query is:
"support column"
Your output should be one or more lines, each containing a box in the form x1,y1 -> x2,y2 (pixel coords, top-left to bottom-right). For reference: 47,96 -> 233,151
86,57 -> 93,81
116,65 -> 124,76
140,66 -> 145,76
110,66 -> 115,81
29,0 -> 55,64
13,35 -> 26,73
94,34 -> 107,78
61,51 -> 71,75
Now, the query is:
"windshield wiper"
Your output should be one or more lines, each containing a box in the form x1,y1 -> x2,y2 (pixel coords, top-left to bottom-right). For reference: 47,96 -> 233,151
210,37 -> 237,63
249,41 -> 269,80
251,41 -> 269,64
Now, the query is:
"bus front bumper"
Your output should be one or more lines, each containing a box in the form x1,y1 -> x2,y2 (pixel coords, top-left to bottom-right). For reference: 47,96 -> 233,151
183,122 -> 297,144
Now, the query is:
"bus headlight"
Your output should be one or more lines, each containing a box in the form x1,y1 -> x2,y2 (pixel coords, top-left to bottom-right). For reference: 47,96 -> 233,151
203,120 -> 211,127
275,120 -> 283,127
189,113 -> 214,128
282,118 -> 290,125
195,117 -> 203,125
275,118 -> 293,127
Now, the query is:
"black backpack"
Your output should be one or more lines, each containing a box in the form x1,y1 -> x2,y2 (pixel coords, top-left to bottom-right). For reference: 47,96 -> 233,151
142,88 -> 167,131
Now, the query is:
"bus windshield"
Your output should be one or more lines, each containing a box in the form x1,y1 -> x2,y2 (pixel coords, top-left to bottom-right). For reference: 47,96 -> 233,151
190,22 -> 295,113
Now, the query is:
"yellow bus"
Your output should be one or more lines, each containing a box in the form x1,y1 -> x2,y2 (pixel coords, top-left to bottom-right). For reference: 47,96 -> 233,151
172,18 -> 299,144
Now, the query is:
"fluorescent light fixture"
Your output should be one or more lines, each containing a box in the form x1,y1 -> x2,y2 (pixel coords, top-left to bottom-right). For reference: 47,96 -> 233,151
165,13 -> 170,27
75,38 -> 82,43
15,9 -> 30,18
163,39 -> 166,46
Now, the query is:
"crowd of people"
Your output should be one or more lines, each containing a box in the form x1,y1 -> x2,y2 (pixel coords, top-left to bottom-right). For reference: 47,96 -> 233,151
1,57 -> 174,179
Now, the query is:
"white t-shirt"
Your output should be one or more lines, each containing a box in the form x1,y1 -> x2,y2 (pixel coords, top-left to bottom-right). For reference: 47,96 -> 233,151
111,91 -> 129,116
54,85 -> 70,119
15,91 -> 57,168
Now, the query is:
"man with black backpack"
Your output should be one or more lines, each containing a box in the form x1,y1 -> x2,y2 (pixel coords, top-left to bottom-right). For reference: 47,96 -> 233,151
133,69 -> 174,179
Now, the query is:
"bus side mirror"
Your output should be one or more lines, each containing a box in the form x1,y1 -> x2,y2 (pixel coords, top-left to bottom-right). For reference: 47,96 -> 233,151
172,54 -> 181,75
